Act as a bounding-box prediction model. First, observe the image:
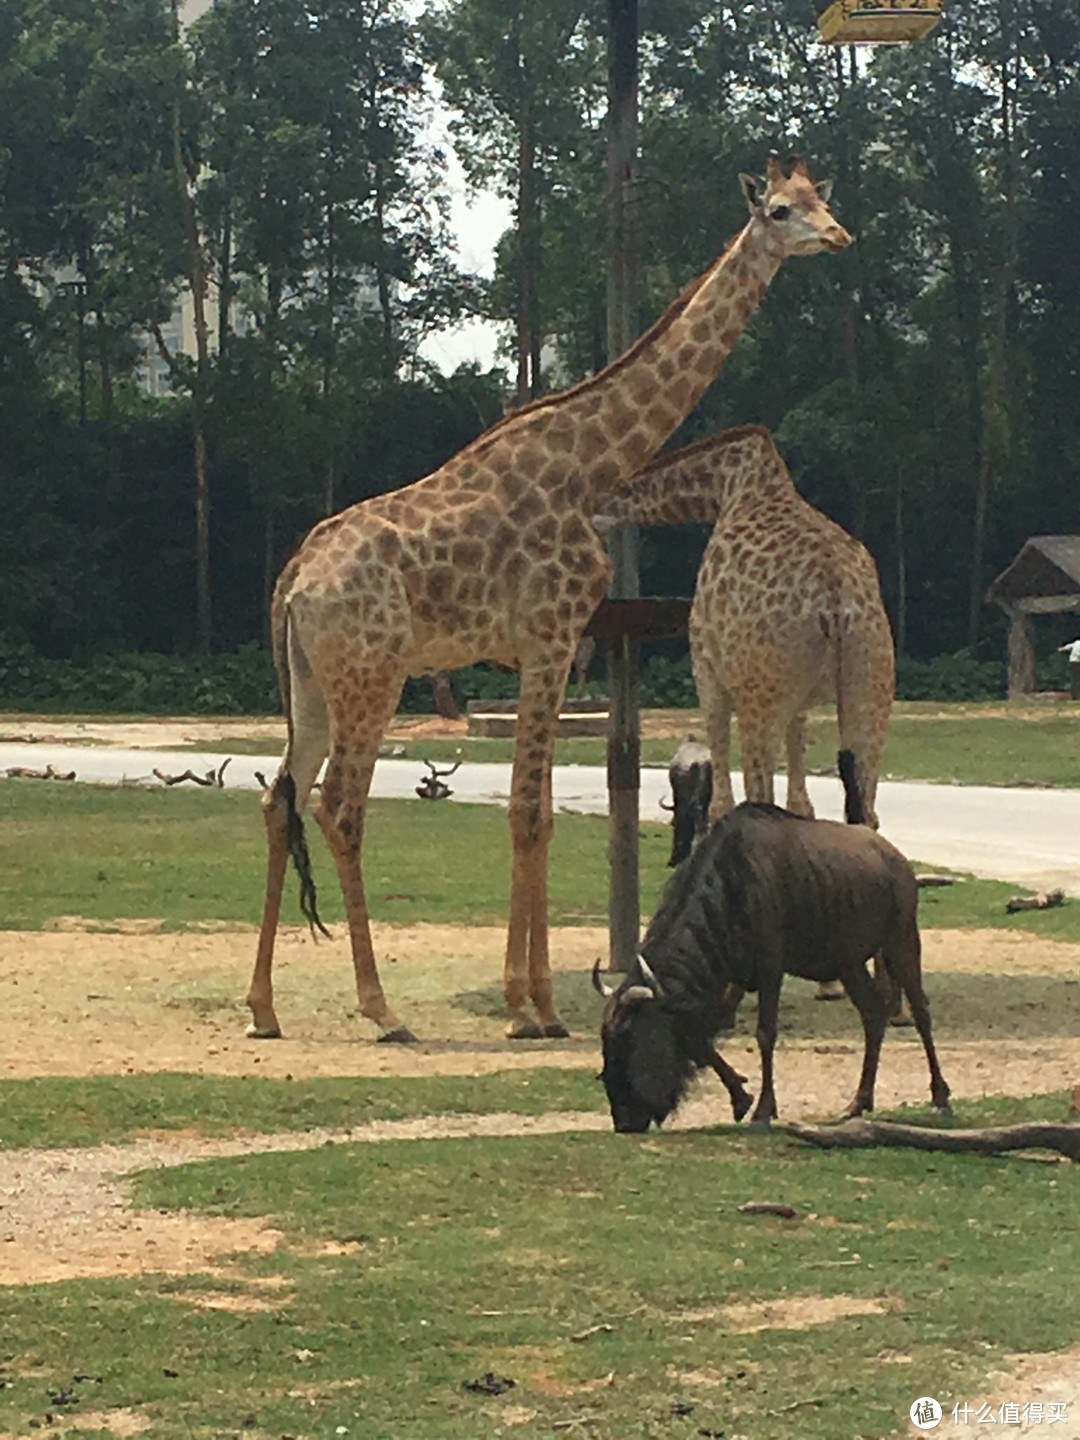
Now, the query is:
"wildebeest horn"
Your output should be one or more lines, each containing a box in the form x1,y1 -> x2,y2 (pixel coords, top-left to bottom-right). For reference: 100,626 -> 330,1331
659,797 -> 675,812
637,955 -> 664,996
620,985 -> 655,1005
591,957 -> 615,999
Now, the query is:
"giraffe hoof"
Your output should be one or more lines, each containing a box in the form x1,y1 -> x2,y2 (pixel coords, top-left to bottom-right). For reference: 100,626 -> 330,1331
541,1020 -> 571,1039
377,1025 -> 419,1045
246,1023 -> 283,1040
507,1020 -> 545,1041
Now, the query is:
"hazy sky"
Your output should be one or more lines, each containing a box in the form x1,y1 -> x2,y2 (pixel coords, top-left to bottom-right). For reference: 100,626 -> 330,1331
180,0 -> 511,375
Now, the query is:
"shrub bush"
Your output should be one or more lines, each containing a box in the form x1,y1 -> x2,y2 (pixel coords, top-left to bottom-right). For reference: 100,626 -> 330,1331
7,641 -> 1065,717
894,649 -> 1006,702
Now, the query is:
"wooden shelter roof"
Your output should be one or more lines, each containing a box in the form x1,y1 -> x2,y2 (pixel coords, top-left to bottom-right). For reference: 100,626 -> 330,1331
987,536 -> 1080,608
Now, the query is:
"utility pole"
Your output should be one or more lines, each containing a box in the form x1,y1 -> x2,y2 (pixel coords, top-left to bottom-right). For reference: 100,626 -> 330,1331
604,0 -> 641,973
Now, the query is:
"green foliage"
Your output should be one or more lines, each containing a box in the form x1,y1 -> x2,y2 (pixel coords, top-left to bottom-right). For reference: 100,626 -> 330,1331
5,0 -> 1080,673
896,649 -> 1006,702
0,639 -> 280,715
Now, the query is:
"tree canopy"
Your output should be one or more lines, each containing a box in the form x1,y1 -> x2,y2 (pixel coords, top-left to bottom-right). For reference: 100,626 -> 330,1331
2,0 -> 1078,683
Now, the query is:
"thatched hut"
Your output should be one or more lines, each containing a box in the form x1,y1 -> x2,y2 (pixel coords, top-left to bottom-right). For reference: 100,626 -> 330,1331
987,536 -> 1080,697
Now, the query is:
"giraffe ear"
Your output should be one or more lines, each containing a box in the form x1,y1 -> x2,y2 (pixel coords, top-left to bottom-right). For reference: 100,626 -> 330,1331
739,173 -> 766,212
815,178 -> 835,204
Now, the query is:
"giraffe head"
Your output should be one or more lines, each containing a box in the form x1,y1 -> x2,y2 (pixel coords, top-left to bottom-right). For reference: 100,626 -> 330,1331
738,154 -> 852,257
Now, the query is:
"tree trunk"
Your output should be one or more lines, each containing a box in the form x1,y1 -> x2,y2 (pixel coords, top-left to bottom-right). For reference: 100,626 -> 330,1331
514,18 -> 539,405
373,154 -> 395,384
170,0 -> 212,653
323,191 -> 337,516
218,198 -> 233,357
894,474 -> 907,659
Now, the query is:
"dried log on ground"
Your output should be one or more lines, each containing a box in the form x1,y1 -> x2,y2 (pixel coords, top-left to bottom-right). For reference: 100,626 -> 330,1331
785,1117 -> 1080,1162
153,758 -> 231,788
4,764 -> 76,781
1005,888 -> 1065,913
915,873 -> 957,888
737,1201 -> 798,1218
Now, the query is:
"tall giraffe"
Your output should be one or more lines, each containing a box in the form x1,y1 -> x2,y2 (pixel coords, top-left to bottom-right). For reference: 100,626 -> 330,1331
601,425 -> 895,831
246,157 -> 852,1045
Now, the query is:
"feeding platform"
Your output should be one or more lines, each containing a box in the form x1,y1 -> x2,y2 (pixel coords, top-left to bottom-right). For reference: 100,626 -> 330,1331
816,0 -> 942,43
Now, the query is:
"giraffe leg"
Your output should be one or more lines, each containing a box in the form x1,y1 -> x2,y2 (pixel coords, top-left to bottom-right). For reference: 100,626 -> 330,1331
505,658 -> 572,1039
315,669 -> 414,1043
737,703 -> 780,808
694,659 -> 736,822
784,712 -> 815,817
246,666 -> 329,1039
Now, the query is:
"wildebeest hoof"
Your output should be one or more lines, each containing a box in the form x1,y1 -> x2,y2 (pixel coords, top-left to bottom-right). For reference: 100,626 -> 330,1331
542,1020 -> 571,1039
377,1024 -> 419,1044
246,1022 -> 283,1039
748,1113 -> 774,1131
731,1092 -> 755,1122
507,1020 -> 545,1040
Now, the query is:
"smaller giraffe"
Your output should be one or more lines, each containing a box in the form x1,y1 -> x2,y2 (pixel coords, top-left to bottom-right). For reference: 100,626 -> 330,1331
603,424 -> 895,1004
602,424 -> 894,823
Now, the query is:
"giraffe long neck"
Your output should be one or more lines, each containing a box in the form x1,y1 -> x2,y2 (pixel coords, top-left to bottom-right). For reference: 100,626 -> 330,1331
598,426 -> 793,528
462,220 -> 783,507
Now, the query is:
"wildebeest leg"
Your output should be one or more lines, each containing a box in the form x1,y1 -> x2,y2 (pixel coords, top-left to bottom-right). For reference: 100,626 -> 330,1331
874,953 -> 912,1026
898,981 -> 952,1114
709,1049 -> 754,1122
750,982 -> 782,1126
839,962 -> 890,1118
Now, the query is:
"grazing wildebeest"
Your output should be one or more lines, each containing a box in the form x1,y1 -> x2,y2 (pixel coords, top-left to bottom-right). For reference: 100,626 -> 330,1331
594,793 -> 951,1132
663,734 -> 714,867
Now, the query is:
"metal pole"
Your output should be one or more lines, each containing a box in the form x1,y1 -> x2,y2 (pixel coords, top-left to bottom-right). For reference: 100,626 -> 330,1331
605,0 -> 641,973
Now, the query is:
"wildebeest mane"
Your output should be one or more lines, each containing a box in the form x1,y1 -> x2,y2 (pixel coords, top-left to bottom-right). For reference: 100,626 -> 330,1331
640,803 -> 808,1042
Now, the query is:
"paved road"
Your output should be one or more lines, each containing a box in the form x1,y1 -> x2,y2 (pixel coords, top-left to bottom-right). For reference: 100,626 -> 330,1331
3,741 -> 1079,896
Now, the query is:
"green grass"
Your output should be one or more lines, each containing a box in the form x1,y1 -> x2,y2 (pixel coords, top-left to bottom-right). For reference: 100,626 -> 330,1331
0,1069 -> 602,1151
2,779 -> 1078,940
2,1091 -> 1076,1439
39,695 -> 1080,785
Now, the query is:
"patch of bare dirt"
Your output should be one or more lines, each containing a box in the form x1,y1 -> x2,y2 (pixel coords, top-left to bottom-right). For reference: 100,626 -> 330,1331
1,924 -> 1077,1109
0,1409 -> 152,1439
903,1345 -> 1080,1436
679,1295 -> 902,1333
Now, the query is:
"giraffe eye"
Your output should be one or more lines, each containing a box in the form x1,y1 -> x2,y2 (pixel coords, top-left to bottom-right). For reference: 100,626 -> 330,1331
769,205 -> 791,221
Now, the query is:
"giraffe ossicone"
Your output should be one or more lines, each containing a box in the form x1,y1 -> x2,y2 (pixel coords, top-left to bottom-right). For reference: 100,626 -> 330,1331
245,157 -> 852,1044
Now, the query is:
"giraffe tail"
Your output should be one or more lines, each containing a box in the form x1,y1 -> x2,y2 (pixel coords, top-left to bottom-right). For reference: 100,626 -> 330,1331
278,770 -> 331,939
837,747 -> 866,824
273,581 -> 330,940
823,592 -> 867,826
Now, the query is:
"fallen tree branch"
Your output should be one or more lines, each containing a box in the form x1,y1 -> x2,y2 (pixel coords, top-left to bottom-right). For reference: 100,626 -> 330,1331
4,764 -> 76,781
915,873 -> 957,888
737,1201 -> 798,1219
153,758 -> 231,789
785,1117 -> 1080,1162
1005,888 -> 1065,913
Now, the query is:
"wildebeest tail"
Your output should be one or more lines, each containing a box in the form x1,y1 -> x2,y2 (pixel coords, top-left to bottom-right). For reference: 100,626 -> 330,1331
278,770 -> 330,939
838,747 -> 866,824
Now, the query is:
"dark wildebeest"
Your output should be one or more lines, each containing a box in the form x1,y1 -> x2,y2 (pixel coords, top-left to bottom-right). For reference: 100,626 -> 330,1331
663,734 -> 713,868
594,799 -> 951,1132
